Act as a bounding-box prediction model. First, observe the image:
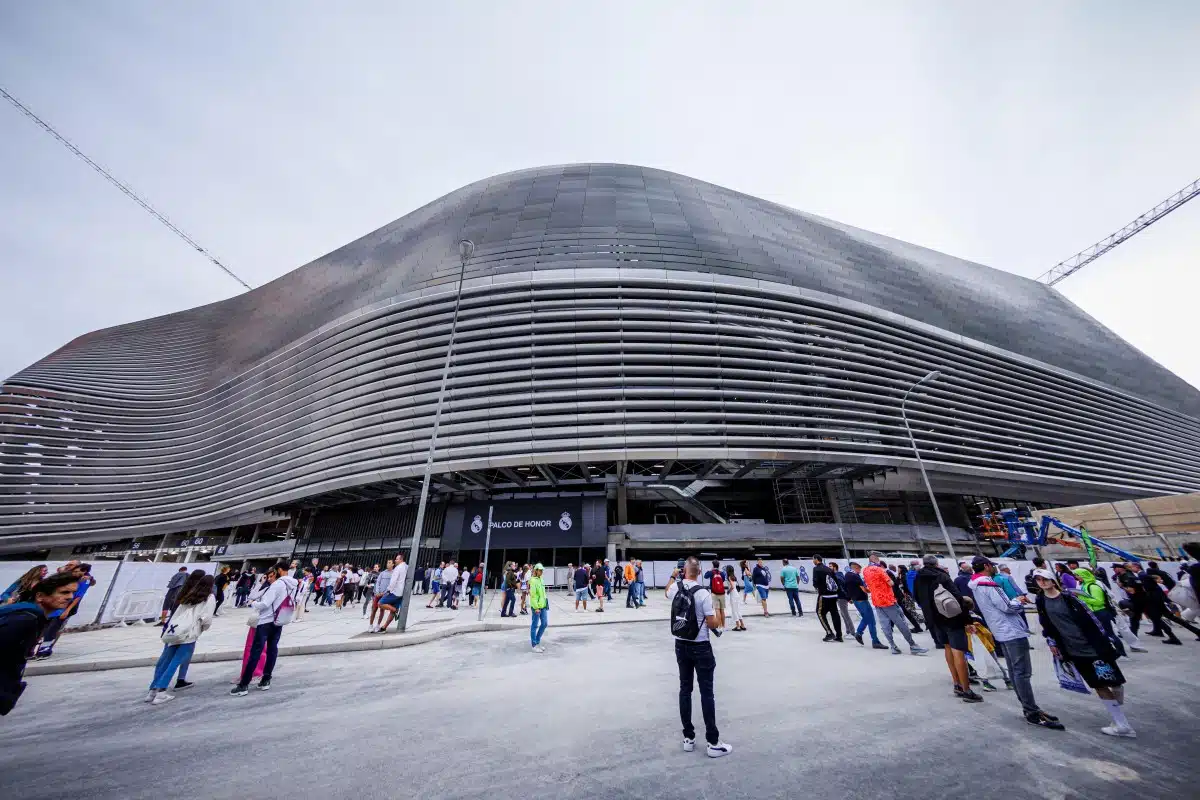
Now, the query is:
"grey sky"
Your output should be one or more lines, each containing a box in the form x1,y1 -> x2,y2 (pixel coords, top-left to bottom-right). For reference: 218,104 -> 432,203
2,2 -> 1197,391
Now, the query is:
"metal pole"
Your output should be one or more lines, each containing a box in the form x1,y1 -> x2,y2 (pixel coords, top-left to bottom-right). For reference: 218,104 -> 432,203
901,370 -> 956,561
478,504 -> 494,622
92,559 -> 126,627
394,240 -> 474,633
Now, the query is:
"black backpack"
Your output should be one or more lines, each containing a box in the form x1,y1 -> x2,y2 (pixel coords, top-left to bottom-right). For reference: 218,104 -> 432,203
670,585 -> 702,640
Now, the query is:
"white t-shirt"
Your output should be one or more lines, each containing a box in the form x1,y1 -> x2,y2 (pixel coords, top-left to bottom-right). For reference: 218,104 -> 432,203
347,571 -> 361,585
388,562 -> 409,595
667,579 -> 715,642
442,565 -> 459,587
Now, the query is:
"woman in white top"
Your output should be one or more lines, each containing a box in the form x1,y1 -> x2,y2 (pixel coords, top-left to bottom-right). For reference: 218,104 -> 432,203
145,571 -> 215,706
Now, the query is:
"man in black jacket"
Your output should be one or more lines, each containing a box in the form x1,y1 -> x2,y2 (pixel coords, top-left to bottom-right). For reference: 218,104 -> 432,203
812,556 -> 843,643
0,572 -> 79,715
914,555 -> 981,703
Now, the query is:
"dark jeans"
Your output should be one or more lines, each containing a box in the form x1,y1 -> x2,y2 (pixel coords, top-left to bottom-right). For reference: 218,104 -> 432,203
675,640 -> 718,746
235,589 -> 249,607
999,637 -> 1038,715
214,589 -> 225,616
1128,598 -> 1145,635
503,588 -> 516,616
785,588 -> 802,615
240,623 -> 282,686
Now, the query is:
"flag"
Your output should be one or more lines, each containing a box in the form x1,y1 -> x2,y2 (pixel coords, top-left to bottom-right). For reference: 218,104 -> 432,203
1079,524 -> 1098,569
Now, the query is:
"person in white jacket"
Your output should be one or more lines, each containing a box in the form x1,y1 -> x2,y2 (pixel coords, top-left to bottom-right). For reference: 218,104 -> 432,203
145,571 -> 216,706
231,562 -> 299,696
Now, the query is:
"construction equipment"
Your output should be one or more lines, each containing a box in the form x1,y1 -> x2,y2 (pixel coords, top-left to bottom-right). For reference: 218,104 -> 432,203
1037,176 -> 1200,286
0,85 -> 252,290
994,508 -> 1151,562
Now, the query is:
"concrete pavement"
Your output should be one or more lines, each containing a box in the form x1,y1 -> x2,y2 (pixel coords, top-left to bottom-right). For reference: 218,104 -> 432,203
26,583 -> 709,675
4,618 -> 1198,800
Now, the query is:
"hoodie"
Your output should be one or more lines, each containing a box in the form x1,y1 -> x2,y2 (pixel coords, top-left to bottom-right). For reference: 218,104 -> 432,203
968,573 -> 1029,642
914,565 -> 972,629
812,564 -> 839,597
1073,568 -> 1108,614
529,575 -> 547,610
249,575 -> 299,627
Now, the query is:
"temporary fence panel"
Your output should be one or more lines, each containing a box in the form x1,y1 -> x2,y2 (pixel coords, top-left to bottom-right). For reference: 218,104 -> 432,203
0,560 -> 218,627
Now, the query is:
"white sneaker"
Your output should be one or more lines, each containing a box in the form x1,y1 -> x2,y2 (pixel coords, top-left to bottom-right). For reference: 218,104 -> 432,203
151,692 -> 175,706
1101,725 -> 1136,738
143,690 -> 158,703
533,645 -> 546,653
706,742 -> 733,758
682,738 -> 695,752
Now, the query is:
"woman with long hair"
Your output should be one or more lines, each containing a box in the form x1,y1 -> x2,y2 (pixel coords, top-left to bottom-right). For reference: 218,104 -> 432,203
2,565 -> 48,604
145,571 -> 214,706
213,565 -> 231,616
740,560 -> 754,604
725,564 -> 746,631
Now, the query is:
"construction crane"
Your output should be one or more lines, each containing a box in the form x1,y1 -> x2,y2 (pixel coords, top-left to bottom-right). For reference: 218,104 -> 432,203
0,85 -> 252,291
1037,176 -> 1200,286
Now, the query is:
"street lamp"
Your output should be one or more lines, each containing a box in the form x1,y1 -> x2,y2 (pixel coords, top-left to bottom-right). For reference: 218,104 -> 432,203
900,369 -> 957,560
394,239 -> 474,632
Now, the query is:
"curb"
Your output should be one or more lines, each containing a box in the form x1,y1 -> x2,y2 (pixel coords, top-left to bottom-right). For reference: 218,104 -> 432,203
25,602 -> 680,676
25,621 -> 506,676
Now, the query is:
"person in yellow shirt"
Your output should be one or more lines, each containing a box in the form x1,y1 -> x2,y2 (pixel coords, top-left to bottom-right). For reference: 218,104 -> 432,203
529,564 -> 549,653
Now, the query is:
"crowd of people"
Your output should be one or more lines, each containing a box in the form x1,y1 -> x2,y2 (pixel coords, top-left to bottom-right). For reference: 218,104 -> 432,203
3,542 -> 1198,747
662,544 -> 1200,753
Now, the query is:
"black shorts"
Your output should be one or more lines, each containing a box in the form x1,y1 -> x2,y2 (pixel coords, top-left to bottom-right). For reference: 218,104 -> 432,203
1070,655 -> 1125,688
929,621 -> 969,652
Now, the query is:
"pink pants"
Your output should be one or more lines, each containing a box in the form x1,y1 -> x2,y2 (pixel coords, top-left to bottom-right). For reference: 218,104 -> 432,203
241,627 -> 266,679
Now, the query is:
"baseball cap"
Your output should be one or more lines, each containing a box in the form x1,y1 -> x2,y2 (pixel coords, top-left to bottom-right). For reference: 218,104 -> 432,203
1031,568 -> 1057,582
534,563 -> 545,571
971,556 -> 993,572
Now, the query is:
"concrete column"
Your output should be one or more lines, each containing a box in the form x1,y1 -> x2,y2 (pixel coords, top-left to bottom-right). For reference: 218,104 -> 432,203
901,491 -> 926,555
225,526 -> 239,546
825,481 -> 843,523
606,540 -> 618,563
616,483 -> 629,526
249,523 -> 263,544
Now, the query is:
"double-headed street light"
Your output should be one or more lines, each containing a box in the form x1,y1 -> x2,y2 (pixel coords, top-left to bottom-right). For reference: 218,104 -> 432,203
900,369 -> 957,560
394,239 -> 474,632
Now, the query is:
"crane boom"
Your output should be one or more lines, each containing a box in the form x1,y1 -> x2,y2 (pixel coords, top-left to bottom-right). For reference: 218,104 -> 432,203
0,85 -> 252,291
1038,177 -> 1200,286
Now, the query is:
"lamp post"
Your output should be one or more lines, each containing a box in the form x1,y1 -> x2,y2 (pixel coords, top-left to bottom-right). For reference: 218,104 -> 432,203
394,239 -> 474,632
900,370 -> 956,560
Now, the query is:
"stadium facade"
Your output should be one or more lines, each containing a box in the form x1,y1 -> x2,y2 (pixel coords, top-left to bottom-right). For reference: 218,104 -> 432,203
3,164 -> 1199,568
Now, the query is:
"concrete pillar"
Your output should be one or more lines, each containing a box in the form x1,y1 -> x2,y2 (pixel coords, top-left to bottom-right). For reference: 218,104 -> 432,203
249,523 -> 263,544
606,540 -> 618,563
225,526 -> 239,546
826,481 -> 843,523
616,483 -> 628,526
901,491 -> 926,555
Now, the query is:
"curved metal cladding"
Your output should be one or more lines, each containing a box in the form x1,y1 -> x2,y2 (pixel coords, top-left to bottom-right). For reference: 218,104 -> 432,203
3,163 -> 1200,549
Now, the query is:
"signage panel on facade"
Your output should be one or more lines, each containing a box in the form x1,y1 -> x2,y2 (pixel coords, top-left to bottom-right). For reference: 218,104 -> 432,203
461,498 -> 585,549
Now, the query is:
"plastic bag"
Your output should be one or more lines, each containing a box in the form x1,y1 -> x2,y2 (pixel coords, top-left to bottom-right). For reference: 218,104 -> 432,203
1053,655 -> 1091,694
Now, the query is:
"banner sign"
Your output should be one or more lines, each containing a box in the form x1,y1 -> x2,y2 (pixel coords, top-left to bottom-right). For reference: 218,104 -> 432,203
461,498 -> 584,548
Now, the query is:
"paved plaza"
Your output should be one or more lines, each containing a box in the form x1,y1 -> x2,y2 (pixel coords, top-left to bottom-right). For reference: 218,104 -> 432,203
5,604 -> 1199,800
26,584 -> 689,674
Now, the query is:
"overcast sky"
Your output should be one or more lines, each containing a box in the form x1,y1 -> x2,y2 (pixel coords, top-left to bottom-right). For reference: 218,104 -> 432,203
2,2 -> 1197,392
